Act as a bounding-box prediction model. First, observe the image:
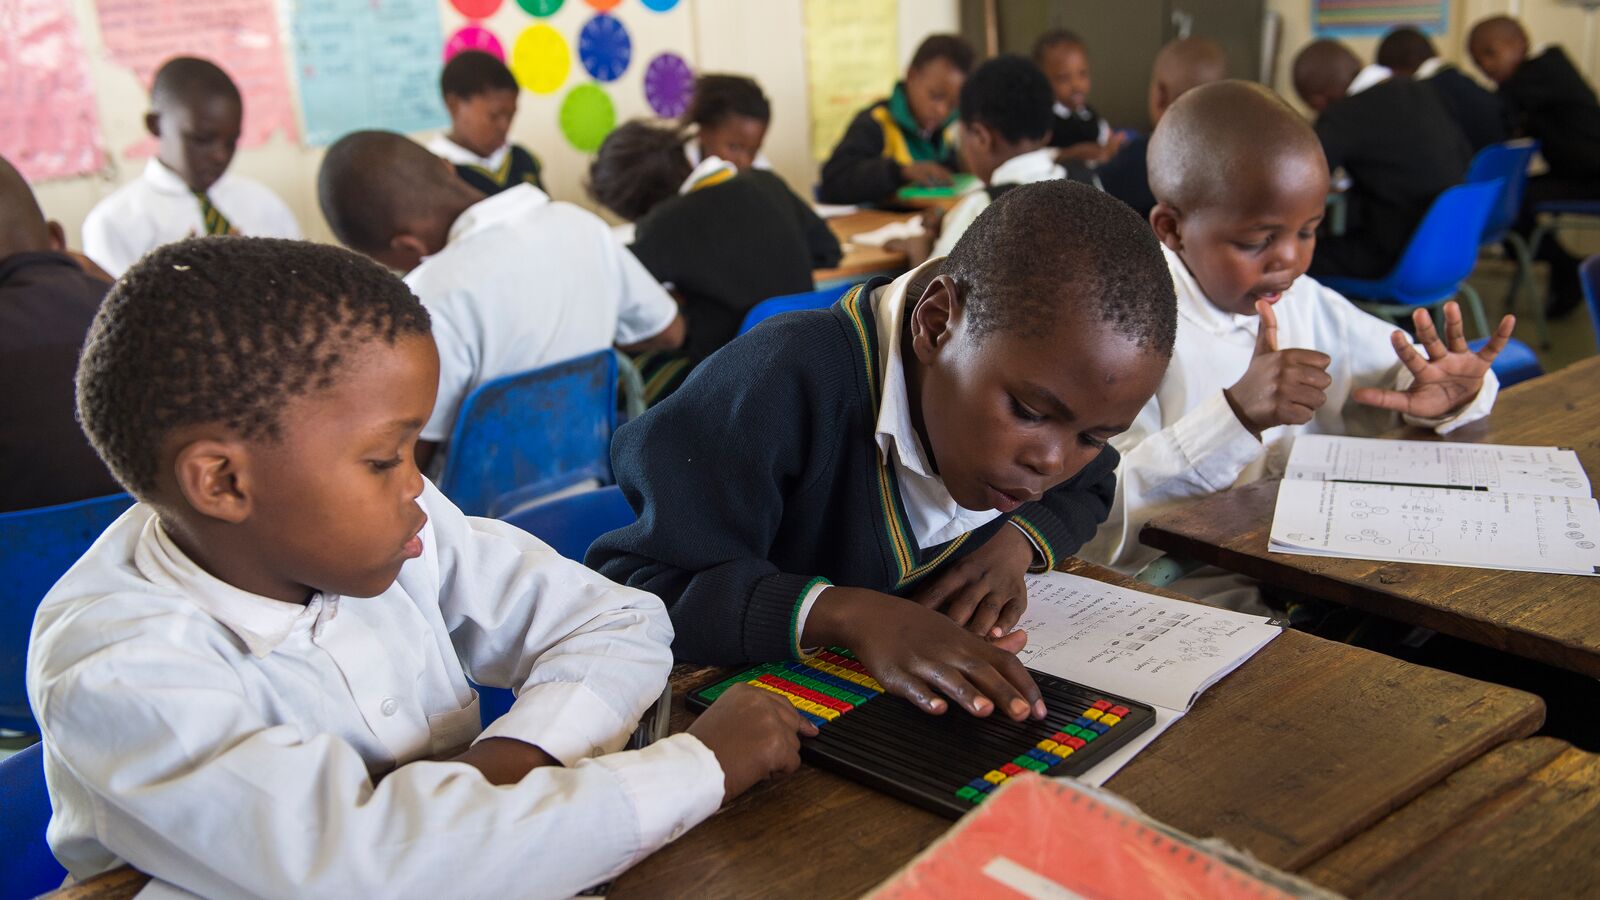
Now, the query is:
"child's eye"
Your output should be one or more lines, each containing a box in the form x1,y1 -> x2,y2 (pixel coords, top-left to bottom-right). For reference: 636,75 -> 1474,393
368,457 -> 403,472
1234,239 -> 1270,253
1009,396 -> 1045,423
1079,434 -> 1109,450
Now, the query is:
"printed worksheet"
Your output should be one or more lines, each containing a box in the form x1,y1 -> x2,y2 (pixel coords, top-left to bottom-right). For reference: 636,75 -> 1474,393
1270,479 -> 1600,576
1284,435 -> 1591,497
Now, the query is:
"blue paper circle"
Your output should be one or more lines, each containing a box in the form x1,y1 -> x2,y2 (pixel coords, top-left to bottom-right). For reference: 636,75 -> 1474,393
640,0 -> 679,10
578,14 -> 631,83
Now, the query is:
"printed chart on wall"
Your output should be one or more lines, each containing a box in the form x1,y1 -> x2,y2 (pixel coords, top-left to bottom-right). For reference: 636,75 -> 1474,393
1,0 -> 103,180
93,0 -> 299,154
1313,0 -> 1447,37
291,0 -> 449,145
803,0 -> 898,162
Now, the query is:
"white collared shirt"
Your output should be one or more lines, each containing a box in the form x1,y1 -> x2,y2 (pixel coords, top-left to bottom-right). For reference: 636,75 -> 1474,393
27,480 -> 724,898
1415,56 -> 1448,80
678,155 -> 737,194
427,133 -> 510,172
1348,63 -> 1394,97
81,160 -> 300,277
405,184 -> 678,442
683,135 -> 773,171
1079,244 -> 1497,609
931,148 -> 1065,258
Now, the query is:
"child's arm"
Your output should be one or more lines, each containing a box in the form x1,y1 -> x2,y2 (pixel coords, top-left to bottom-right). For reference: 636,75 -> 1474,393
817,107 -> 908,204
1338,296 -> 1510,431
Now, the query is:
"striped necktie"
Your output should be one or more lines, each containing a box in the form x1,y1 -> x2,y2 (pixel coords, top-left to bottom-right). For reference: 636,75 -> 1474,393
194,192 -> 235,236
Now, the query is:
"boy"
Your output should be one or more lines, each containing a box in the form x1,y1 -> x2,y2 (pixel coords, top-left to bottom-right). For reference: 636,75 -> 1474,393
590,181 -> 1177,720
1081,81 -> 1514,612
1376,26 -> 1507,151
318,131 -> 685,470
1292,40 -> 1471,280
82,57 -> 299,277
817,34 -> 975,204
28,236 -> 809,896
681,74 -> 774,172
1034,30 -> 1122,166
1469,15 -> 1600,315
429,50 -> 545,196
0,155 -> 119,512
1098,37 -> 1228,220
931,55 -> 1062,258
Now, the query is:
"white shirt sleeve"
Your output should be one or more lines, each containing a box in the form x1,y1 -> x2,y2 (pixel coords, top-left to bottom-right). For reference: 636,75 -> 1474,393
81,199 -> 152,278
257,188 -> 302,241
416,292 -> 480,443
609,243 -> 679,346
931,193 -> 986,259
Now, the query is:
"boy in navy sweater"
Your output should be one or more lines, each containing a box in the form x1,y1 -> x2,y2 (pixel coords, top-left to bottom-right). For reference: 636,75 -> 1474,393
590,181 -> 1176,722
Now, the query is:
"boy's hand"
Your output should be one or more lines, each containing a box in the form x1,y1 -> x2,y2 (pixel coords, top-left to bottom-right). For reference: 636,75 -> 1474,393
688,682 -> 815,800
1224,299 -> 1333,436
444,737 -> 562,786
1353,303 -> 1515,418
911,526 -> 1033,637
901,161 -> 954,187
803,587 -> 1046,721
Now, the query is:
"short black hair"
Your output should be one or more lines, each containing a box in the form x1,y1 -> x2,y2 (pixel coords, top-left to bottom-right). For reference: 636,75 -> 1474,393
683,74 -> 770,127
944,180 -> 1176,353
910,34 -> 976,74
1033,29 -> 1086,64
1376,27 -> 1436,72
319,130 -> 472,255
151,56 -> 240,111
587,120 -> 693,222
958,54 -> 1053,143
76,237 -> 431,497
441,50 -> 519,100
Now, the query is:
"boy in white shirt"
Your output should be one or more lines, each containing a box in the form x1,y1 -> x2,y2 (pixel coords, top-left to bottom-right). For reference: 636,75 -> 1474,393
317,130 -> 686,470
1080,81 -> 1516,612
82,57 -> 300,277
28,236 -> 809,898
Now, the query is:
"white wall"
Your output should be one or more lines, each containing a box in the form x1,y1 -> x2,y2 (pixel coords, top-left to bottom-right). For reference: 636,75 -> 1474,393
30,0 -> 958,248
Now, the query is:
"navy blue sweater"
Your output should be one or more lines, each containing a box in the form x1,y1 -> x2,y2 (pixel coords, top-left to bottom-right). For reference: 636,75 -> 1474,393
588,281 -> 1119,665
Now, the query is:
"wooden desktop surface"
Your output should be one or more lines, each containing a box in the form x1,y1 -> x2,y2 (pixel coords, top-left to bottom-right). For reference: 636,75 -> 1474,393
44,560 -> 1544,900
812,209 -> 916,283
1139,356 -> 1600,677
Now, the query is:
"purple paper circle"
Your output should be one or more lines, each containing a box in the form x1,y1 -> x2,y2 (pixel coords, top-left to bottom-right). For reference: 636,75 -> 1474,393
444,25 -> 505,63
643,52 -> 694,118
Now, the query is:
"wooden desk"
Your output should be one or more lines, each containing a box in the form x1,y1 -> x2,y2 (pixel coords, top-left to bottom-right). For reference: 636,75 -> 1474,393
45,560 -> 1544,900
1302,736 -> 1600,898
1139,356 -> 1600,677
812,209 -> 915,284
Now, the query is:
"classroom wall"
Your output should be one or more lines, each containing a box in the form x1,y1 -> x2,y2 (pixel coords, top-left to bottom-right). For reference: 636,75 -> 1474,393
30,0 -> 959,248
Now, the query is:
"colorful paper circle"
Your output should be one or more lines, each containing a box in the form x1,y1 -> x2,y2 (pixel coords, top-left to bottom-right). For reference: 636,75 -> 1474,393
560,83 -> 616,152
450,0 -> 503,18
643,52 -> 694,117
511,24 -> 570,94
583,0 -> 622,10
444,26 -> 505,63
578,14 -> 630,83
640,0 -> 679,10
516,0 -> 564,16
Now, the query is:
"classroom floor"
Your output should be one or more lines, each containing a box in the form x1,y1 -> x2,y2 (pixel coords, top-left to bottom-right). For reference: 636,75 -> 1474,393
1467,234 -> 1600,373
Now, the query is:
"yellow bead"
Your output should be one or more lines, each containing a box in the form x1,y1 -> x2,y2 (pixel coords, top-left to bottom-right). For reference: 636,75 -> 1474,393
1100,714 -> 1121,726
1036,739 -> 1059,752
983,770 -> 1007,784
1082,709 -> 1103,721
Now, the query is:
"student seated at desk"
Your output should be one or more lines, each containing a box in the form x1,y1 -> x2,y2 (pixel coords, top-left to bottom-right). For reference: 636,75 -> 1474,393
82,57 -> 300,278
317,130 -> 685,470
1376,26 -> 1508,152
1292,40 -> 1471,280
1080,81 -> 1515,613
817,34 -> 975,205
589,181 -> 1177,721
0,155 -> 119,513
681,74 -> 773,172
1034,29 -> 1123,167
428,50 -> 545,196
28,237 -> 810,897
589,120 -> 840,403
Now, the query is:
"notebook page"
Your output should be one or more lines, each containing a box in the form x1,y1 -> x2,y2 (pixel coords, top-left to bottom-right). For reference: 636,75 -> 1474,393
1284,434 -> 1591,497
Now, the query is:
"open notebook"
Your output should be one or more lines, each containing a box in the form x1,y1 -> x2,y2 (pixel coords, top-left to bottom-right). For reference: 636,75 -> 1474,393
1014,570 -> 1282,785
1270,435 -> 1600,576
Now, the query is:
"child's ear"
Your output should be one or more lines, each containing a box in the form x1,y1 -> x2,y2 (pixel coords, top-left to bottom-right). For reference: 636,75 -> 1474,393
46,220 -> 67,253
909,274 -> 961,363
1149,202 -> 1184,252
144,111 -> 161,139
386,233 -> 432,272
172,437 -> 253,525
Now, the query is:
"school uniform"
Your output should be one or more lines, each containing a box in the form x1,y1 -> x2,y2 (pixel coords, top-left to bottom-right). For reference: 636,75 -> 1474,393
1095,131 -> 1155,219
404,184 -> 678,444
26,481 -> 723,898
626,157 -> 841,402
1500,46 -> 1600,181
817,83 -> 959,204
1309,65 -> 1472,280
1047,101 -> 1110,149
683,135 -> 773,171
427,134 -> 546,196
0,252 -> 119,513
1414,57 -> 1509,152
931,148 -> 1065,258
1080,244 -> 1498,612
589,259 -> 1118,664
81,160 -> 300,278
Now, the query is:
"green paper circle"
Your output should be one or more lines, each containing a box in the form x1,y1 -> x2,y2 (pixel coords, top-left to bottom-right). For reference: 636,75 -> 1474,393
516,0 -> 563,16
560,83 -> 616,152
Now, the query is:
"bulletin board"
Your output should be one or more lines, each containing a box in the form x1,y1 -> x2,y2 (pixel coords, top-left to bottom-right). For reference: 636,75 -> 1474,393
0,0 -> 103,180
1313,0 -> 1448,37
802,0 -> 898,162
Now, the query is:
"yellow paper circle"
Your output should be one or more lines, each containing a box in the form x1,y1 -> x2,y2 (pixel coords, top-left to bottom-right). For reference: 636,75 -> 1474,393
511,24 -> 570,95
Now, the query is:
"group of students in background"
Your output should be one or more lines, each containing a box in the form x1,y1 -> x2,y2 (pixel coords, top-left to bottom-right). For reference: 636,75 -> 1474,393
0,10 -> 1589,897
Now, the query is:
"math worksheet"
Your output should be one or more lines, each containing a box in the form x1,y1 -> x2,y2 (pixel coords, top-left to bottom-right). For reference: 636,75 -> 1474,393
1284,434 -> 1591,497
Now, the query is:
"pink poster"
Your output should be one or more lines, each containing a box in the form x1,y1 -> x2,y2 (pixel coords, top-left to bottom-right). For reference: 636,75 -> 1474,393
0,0 -> 104,181
93,0 -> 298,154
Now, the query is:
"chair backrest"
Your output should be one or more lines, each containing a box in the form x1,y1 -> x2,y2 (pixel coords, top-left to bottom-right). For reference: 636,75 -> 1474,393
1582,254 -> 1600,353
436,350 -> 618,519
1464,139 -> 1539,244
737,284 -> 852,336
0,493 -> 134,732
0,743 -> 68,898
499,484 -> 637,562
1383,179 -> 1506,306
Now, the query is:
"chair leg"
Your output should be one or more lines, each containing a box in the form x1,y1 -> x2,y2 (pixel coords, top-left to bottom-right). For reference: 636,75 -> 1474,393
1457,283 -> 1492,339
613,350 -> 647,420
1503,232 -> 1548,349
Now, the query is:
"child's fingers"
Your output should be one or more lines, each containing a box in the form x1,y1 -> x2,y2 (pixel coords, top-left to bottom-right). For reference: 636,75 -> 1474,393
943,584 -> 992,629
989,627 -> 1029,655
1413,308 -> 1449,361
966,592 -> 1014,638
992,596 -> 1027,637
922,667 -> 995,717
1389,331 -> 1431,376
882,671 -> 949,715
1351,386 -> 1413,412
1475,315 -> 1517,362
982,646 -> 1046,718
911,568 -> 964,612
1253,300 -> 1279,356
1441,302 -> 1469,354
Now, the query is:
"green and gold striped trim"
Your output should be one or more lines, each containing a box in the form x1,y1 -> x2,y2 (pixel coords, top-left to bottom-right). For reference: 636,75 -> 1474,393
1009,516 -> 1056,572
791,576 -> 832,657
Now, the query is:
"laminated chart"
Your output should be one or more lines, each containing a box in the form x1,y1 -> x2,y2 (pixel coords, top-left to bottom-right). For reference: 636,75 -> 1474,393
1,0 -> 103,180
290,0 -> 448,145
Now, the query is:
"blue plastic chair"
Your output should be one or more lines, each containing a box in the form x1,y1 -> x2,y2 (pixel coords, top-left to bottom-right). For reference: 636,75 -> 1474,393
0,743 -> 68,898
0,493 -> 134,733
1529,199 -> 1600,320
1468,336 -> 1544,388
436,350 -> 620,519
737,285 -> 852,336
1582,255 -> 1600,353
1321,180 -> 1504,339
1464,140 -> 1545,346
